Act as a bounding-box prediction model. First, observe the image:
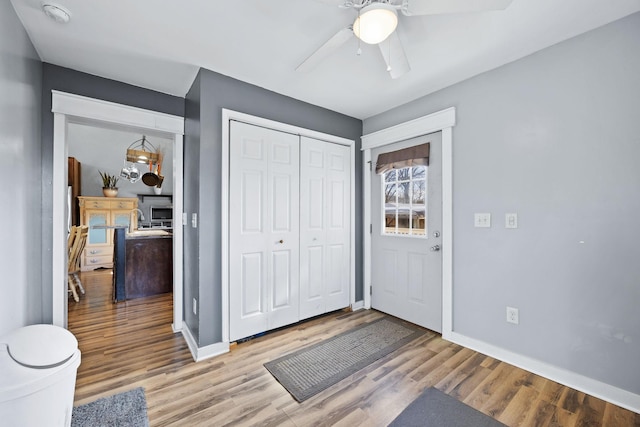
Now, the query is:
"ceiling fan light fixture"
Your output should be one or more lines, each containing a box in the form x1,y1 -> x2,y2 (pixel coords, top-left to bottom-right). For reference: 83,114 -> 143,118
353,3 -> 398,45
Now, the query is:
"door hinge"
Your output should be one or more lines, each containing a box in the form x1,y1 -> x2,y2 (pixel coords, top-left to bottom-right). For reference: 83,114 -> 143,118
368,160 -> 372,171
370,287 -> 372,296
370,224 -> 373,234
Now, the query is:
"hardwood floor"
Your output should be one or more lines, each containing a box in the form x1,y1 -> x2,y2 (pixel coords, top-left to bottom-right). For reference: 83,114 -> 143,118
68,270 -> 639,426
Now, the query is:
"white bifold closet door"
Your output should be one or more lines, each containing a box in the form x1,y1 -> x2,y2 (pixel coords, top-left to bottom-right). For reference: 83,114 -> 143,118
229,121 -> 300,342
299,136 -> 351,320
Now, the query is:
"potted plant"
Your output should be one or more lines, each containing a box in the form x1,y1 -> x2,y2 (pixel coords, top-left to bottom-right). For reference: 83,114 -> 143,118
99,171 -> 119,197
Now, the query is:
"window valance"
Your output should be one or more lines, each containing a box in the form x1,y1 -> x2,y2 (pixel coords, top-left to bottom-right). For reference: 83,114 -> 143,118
375,143 -> 430,174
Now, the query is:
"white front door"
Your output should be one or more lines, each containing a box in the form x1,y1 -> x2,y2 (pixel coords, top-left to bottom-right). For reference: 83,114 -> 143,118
299,136 -> 351,320
229,121 -> 300,341
371,133 -> 443,332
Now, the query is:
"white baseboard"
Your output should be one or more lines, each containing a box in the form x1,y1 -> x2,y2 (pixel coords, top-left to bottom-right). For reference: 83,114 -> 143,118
181,324 -> 230,362
351,300 -> 365,311
446,331 -> 640,414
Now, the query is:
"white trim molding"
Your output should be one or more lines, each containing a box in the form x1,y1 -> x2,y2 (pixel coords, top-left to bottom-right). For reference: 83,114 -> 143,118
221,108 -> 356,344
362,106 -> 640,413
362,107 -> 456,150
51,90 -> 184,135
351,300 -> 365,311
361,107 -> 456,334
181,324 -> 230,362
51,91 -> 185,333
449,331 -> 640,413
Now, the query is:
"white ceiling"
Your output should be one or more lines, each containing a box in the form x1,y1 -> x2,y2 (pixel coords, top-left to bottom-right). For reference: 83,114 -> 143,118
10,0 -> 640,119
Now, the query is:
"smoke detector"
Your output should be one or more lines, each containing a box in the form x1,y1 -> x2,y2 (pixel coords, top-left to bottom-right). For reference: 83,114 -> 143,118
42,3 -> 71,24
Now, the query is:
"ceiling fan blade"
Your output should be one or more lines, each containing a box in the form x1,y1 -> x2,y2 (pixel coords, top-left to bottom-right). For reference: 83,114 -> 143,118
403,0 -> 513,16
296,27 -> 353,73
311,0 -> 352,6
379,32 -> 410,79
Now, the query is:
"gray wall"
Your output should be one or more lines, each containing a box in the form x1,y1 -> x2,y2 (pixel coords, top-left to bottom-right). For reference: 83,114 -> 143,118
0,4 -> 43,336
364,12 -> 640,395
185,68 -> 363,346
183,71 -> 202,339
40,64 -> 184,322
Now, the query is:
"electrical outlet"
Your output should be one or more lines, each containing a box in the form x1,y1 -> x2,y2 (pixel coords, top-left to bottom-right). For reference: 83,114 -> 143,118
191,213 -> 198,228
193,298 -> 197,315
505,213 -> 518,229
506,306 -> 519,324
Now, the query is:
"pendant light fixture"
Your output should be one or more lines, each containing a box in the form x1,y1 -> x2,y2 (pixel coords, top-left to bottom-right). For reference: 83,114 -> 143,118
121,136 -> 158,183
353,2 -> 398,45
126,135 -> 158,164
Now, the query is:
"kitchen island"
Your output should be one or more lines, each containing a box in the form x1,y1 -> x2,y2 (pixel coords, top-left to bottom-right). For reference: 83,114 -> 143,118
113,228 -> 173,302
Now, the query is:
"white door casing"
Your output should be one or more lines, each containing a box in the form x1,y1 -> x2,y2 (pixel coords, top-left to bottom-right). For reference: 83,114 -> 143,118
370,133 -> 442,332
222,108 -> 356,345
229,121 -> 300,341
51,91 -> 184,332
362,107 -> 455,338
299,136 -> 351,320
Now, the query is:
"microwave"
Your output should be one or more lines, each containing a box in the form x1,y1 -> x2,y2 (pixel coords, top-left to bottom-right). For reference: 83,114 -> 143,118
150,206 -> 173,221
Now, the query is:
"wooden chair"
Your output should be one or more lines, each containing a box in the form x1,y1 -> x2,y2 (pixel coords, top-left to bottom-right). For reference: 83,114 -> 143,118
68,225 -> 88,302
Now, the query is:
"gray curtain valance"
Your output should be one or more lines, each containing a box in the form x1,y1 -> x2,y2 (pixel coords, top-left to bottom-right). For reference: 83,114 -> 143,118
375,143 -> 430,174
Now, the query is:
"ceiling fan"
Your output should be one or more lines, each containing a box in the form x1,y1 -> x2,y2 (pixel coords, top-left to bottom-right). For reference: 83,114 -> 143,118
297,0 -> 513,78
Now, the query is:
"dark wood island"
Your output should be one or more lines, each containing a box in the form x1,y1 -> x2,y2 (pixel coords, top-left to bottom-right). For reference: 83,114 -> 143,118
113,228 -> 173,301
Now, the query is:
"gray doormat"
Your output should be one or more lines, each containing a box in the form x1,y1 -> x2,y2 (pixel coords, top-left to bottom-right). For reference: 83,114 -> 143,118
264,317 -> 424,402
389,387 -> 507,427
71,387 -> 149,427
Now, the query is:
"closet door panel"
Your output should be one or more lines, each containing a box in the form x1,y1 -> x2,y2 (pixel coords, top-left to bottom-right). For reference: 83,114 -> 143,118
242,171 -> 264,233
300,137 -> 351,318
269,249 -> 297,329
241,252 -> 264,316
324,142 -> 351,312
230,121 -> 299,341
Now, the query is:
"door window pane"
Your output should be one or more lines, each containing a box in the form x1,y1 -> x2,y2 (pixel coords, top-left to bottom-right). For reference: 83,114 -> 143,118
382,165 -> 427,237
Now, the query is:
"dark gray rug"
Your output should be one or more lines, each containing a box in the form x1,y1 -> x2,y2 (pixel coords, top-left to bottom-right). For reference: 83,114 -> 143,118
389,387 -> 507,427
264,317 -> 424,402
71,387 -> 149,427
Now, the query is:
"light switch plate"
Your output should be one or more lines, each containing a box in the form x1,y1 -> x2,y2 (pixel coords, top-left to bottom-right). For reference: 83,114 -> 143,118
474,213 -> 491,228
505,213 -> 518,229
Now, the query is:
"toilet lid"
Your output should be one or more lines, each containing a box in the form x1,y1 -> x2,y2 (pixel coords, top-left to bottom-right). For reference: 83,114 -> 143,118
5,324 -> 78,368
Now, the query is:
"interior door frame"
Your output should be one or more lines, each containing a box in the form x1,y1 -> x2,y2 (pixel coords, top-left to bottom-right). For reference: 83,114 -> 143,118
51,90 -> 185,332
221,109 -> 356,344
362,107 -> 455,339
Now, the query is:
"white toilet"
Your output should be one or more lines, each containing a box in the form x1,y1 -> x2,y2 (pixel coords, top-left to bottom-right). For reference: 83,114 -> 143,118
0,324 -> 81,427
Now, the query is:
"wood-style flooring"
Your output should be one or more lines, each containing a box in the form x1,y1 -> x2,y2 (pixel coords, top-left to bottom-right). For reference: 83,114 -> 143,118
68,270 -> 640,426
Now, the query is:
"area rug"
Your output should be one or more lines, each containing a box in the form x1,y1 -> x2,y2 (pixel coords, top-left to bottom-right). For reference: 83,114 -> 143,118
388,387 -> 507,427
264,317 -> 424,402
71,387 -> 149,427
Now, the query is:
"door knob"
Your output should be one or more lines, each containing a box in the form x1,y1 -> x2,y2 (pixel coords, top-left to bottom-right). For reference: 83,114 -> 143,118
278,239 -> 284,244
433,231 -> 440,238
430,245 -> 440,252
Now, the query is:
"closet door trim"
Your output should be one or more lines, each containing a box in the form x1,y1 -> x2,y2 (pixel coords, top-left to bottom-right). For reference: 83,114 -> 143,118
222,109 -> 356,344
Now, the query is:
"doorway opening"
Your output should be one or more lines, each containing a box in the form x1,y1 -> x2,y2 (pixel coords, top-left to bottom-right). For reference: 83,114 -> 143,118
362,107 -> 455,339
51,91 -> 184,332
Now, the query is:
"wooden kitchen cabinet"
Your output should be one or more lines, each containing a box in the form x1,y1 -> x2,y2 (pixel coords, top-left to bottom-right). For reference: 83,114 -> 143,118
79,196 -> 138,271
